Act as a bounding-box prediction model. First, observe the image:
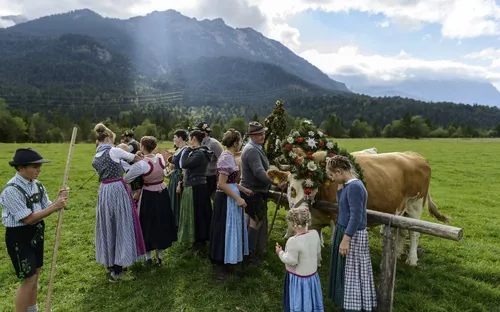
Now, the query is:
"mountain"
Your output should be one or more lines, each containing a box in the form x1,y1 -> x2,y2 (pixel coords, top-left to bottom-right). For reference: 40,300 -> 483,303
0,30 -> 331,112
173,56 -> 331,99
0,32 -> 136,92
333,75 -> 500,107
5,9 -> 349,93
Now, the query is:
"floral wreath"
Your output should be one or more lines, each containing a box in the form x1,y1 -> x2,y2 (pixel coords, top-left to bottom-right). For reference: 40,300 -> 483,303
280,119 -> 365,195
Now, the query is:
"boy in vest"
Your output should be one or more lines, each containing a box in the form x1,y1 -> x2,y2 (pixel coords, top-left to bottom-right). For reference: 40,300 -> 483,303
0,148 -> 68,312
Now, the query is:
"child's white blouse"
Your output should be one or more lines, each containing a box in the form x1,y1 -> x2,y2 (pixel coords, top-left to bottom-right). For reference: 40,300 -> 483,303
278,230 -> 322,276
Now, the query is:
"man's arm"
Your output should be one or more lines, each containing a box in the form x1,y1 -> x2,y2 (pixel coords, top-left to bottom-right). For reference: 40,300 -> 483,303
247,148 -> 273,185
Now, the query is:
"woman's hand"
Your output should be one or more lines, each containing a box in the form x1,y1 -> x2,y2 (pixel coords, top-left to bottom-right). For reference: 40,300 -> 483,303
236,197 -> 247,208
133,153 -> 143,163
339,236 -> 351,257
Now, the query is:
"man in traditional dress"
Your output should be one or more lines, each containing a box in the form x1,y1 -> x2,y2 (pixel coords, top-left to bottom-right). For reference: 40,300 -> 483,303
122,130 -> 140,154
240,121 -> 286,263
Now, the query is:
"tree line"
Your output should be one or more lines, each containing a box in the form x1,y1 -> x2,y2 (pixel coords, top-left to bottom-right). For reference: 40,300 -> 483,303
1,97 -> 499,144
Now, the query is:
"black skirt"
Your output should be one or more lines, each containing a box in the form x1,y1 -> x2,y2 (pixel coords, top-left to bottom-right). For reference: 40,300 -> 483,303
192,183 -> 213,243
209,191 -> 228,264
139,189 -> 177,251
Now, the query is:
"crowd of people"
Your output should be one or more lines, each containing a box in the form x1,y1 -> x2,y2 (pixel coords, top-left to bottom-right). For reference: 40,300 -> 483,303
0,120 -> 377,312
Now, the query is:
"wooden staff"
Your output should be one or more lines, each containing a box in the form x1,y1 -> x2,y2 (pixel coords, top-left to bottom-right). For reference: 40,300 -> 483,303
45,127 -> 78,312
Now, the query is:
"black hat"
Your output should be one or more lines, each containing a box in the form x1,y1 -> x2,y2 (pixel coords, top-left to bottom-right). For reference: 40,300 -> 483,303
9,148 -> 51,167
245,121 -> 268,135
122,129 -> 134,137
193,122 -> 212,133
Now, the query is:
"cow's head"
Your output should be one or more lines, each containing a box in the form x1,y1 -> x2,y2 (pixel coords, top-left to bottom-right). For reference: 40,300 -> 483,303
268,150 -> 329,209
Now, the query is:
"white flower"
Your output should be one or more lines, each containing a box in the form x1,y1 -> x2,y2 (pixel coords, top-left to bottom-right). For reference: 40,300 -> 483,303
275,138 -> 281,146
305,179 -> 314,187
289,151 -> 297,159
318,131 -> 324,137
307,161 -> 318,171
287,136 -> 294,144
306,137 -> 317,148
303,120 -> 313,125
292,131 -> 300,137
308,131 -> 315,137
326,141 -> 335,149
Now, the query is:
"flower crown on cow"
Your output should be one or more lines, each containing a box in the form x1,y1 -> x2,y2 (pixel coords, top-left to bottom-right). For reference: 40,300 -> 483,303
280,119 -> 364,195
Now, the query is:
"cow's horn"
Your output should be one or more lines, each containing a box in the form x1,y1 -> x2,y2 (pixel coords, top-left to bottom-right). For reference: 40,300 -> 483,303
274,158 -> 290,171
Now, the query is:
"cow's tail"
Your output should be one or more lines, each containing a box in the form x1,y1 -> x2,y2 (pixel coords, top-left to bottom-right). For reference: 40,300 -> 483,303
427,186 -> 451,223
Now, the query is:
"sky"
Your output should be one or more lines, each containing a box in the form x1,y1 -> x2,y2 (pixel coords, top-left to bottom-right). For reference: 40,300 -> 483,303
1,0 -> 500,90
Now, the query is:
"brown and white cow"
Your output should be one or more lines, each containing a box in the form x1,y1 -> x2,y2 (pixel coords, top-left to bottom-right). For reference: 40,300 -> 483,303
152,147 -> 175,176
267,149 -> 450,266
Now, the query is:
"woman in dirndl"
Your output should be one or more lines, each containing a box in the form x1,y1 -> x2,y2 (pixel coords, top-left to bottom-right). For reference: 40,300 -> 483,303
124,136 -> 177,266
209,129 -> 251,280
92,123 -> 146,282
177,130 -> 213,255
167,129 -> 189,228
326,155 -> 377,312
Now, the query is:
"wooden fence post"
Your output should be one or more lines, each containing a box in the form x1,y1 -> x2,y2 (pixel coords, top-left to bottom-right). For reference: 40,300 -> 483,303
377,224 -> 399,312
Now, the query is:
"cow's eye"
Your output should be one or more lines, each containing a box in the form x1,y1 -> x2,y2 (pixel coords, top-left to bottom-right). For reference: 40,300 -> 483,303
291,187 -> 296,198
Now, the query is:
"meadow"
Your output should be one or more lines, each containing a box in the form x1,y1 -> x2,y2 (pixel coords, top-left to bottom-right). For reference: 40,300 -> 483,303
0,138 -> 499,312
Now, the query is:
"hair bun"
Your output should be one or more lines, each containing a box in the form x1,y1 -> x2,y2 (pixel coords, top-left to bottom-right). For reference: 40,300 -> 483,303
94,123 -> 107,134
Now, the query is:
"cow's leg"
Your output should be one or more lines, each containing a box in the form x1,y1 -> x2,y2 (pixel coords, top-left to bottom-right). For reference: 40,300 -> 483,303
395,229 -> 406,260
405,197 -> 424,266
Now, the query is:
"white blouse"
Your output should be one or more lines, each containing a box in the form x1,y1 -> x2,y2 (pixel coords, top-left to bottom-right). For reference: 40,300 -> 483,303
124,154 -> 165,183
278,230 -> 322,276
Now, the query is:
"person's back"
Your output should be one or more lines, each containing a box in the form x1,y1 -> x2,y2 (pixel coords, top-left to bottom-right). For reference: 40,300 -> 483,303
282,230 -> 321,276
182,146 -> 213,186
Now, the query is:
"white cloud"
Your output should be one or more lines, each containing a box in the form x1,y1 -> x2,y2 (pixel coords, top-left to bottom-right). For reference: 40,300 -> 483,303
465,48 -> 500,60
377,20 -> 390,28
251,0 -> 500,39
0,18 -> 15,28
299,45 -> 500,86
268,23 -> 301,50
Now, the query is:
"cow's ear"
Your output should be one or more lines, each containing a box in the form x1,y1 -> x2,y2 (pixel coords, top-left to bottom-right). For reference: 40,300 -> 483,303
267,169 -> 290,183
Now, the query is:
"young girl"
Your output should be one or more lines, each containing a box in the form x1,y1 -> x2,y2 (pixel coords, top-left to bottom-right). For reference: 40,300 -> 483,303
276,206 -> 324,312
92,123 -> 145,282
326,155 -> 377,312
124,136 -> 177,266
209,129 -> 251,280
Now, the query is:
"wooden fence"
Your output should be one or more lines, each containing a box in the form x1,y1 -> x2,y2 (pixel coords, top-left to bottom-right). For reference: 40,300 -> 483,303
267,190 -> 464,312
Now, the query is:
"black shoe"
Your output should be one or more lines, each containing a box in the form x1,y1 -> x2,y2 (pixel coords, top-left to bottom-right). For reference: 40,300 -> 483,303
156,258 -> 162,267
145,259 -> 153,266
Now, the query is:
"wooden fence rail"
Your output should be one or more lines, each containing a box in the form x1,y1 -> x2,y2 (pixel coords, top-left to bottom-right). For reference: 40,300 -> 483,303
266,190 -> 464,312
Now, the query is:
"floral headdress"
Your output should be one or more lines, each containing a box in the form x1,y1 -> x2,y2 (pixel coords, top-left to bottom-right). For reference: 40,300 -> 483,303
280,119 -> 364,195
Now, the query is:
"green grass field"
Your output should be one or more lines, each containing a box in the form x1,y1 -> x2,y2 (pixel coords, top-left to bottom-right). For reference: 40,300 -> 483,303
1,138 -> 499,312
